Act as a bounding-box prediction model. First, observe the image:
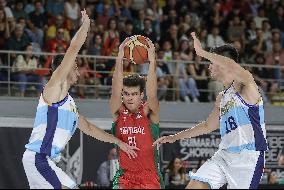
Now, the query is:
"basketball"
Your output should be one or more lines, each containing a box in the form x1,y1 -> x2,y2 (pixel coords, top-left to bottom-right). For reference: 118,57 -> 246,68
124,35 -> 149,64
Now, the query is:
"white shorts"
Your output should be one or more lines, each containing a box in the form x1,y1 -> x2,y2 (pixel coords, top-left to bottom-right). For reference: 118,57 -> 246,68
22,149 -> 77,189
189,149 -> 265,189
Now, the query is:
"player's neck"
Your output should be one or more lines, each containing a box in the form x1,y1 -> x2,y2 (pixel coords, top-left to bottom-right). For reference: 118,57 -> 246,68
219,73 -> 233,89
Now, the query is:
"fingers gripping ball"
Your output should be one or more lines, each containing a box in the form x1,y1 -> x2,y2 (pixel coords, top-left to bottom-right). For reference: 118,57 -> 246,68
124,35 -> 149,64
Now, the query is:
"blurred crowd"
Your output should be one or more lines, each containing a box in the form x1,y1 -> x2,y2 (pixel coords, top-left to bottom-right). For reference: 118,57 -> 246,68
0,0 -> 283,102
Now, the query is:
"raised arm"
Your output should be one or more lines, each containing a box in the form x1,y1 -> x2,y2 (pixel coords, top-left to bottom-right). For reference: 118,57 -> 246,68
145,39 -> 159,121
191,32 -> 254,86
109,38 -> 129,118
153,94 -> 221,146
78,115 -> 139,159
43,10 -> 90,103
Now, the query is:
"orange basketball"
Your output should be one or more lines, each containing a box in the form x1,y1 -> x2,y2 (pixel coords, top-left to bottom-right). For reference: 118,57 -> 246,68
124,35 -> 149,64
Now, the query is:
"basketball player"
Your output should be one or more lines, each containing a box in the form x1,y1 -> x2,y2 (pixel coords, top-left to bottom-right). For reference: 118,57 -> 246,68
110,37 -> 165,189
22,10 -> 137,189
154,32 -> 268,189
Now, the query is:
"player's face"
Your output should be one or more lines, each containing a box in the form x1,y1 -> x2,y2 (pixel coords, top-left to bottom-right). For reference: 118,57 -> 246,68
67,63 -> 80,86
122,86 -> 143,113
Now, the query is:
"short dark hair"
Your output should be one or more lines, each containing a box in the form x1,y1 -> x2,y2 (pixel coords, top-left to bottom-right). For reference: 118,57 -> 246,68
123,74 -> 145,93
210,44 -> 239,63
51,54 -> 64,72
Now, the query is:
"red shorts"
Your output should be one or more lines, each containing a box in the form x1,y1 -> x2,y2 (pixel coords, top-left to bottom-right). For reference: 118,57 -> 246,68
115,170 -> 161,189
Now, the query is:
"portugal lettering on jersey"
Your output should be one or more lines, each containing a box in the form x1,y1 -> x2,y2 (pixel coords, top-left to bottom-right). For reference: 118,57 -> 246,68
111,103 -> 164,188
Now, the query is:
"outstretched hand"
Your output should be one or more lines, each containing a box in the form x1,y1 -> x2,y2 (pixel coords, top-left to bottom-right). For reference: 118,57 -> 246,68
191,32 -> 205,57
118,141 -> 140,159
152,135 -> 176,147
117,37 -> 130,60
81,9 -> 90,25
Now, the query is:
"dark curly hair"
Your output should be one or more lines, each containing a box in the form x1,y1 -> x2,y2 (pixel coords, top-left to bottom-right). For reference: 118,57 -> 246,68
123,74 -> 145,93
210,44 -> 239,63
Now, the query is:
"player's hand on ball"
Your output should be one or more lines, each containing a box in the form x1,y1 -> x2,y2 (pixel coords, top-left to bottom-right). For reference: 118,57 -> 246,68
118,37 -> 130,60
118,141 -> 140,159
153,135 -> 176,147
146,38 -> 156,63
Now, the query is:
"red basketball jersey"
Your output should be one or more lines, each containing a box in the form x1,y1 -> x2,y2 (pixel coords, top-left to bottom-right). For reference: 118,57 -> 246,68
112,103 -> 158,172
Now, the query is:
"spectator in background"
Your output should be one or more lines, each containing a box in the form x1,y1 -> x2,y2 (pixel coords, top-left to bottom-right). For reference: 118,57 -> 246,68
206,1 -> 224,31
96,0 -> 115,17
162,24 -> 179,51
254,6 -> 268,29
245,20 -> 257,42
266,42 -> 284,91
162,40 -> 174,74
64,0 -> 81,31
0,58 -> 6,83
133,9 -> 145,32
269,6 -> 284,32
227,15 -> 245,43
77,57 -> 93,99
140,18 -> 157,43
164,157 -> 188,188
187,55 -> 208,102
262,20 -> 272,44
278,146 -> 284,166
146,0 -> 163,39
28,0 -> 47,30
102,18 -> 119,56
161,9 -> 178,41
46,14 -> 70,42
96,148 -> 117,187
26,20 -> 44,47
46,0 -> 65,17
119,19 -> 134,43
6,24 -> 31,56
25,0 -> 41,15
12,0 -> 28,21
198,28 -> 208,49
233,40 -> 246,63
86,32 -> 103,56
268,172 -> 279,185
266,29 -> 283,53
46,27 -> 69,53
0,0 -> 14,20
0,8 -> 11,50
207,26 -> 225,49
157,50 -> 169,74
96,3 -> 111,29
157,64 -> 169,101
246,28 -> 267,59
11,43 -> 43,97
115,0 -> 132,21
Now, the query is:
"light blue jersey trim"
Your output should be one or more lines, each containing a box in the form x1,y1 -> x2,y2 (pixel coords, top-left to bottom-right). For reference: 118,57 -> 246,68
226,143 -> 256,153
34,106 -> 48,127
25,140 -> 62,159
34,108 -> 78,134
189,174 -> 214,189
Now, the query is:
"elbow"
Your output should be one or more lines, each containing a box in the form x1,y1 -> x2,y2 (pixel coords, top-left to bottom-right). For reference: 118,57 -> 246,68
203,120 -> 212,133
